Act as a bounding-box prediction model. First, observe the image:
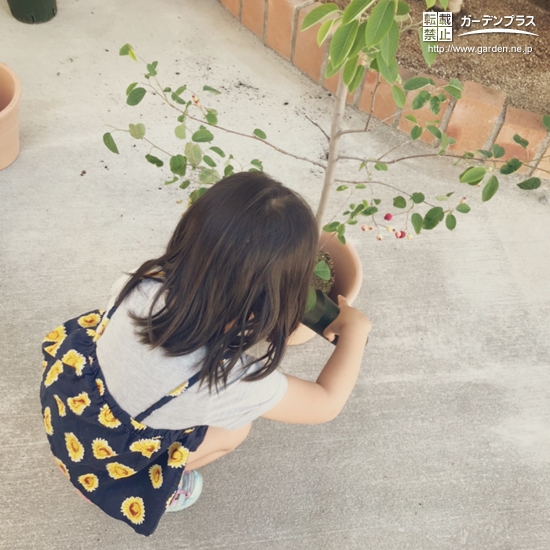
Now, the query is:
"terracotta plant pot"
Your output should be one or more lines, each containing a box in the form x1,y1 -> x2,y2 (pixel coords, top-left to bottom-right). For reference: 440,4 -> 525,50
0,62 -> 22,170
288,231 -> 363,345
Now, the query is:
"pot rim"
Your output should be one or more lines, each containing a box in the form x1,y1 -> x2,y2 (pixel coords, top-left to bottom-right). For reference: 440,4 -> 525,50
0,62 -> 22,119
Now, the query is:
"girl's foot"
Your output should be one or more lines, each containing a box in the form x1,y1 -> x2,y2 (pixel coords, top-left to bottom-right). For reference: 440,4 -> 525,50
166,470 -> 203,512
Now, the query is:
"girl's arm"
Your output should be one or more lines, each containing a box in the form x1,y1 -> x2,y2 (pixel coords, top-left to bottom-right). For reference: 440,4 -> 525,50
261,296 -> 371,424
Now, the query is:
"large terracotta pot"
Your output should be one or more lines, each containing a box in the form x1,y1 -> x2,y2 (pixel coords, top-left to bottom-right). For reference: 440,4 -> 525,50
288,231 -> 363,345
0,62 -> 22,170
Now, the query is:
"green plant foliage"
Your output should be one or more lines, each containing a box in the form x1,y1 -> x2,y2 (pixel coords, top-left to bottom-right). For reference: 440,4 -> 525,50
145,154 -> 163,167
418,28 -> 436,66
129,123 -> 146,139
127,87 -> 146,106
348,65 -> 366,93
411,192 -> 425,204
403,76 -> 432,91
179,180 -> 190,189
199,167 -> 220,185
396,1 -> 410,16
445,213 -> 456,230
365,0 -> 395,48
314,260 -> 331,281
513,134 -> 529,149
192,128 -> 214,143
185,142 -> 202,167
376,53 -> 398,83
482,175 -> 499,202
429,96 -> 441,115
343,56 -> 360,87
302,3 -> 339,30
317,19 -> 335,46
253,128 -> 267,140
189,187 -> 208,205
205,109 -> 218,126
391,85 -> 406,108
164,176 -> 178,185
412,90 -> 431,110
170,155 -> 187,176
146,61 -> 158,76
203,85 -> 221,95
500,158 -> 523,175
393,196 -> 407,208
517,177 -> 541,190
459,166 -> 486,185
103,132 -> 119,154
410,125 -> 422,140
305,286 -> 317,313
374,162 -> 388,171
404,114 -> 417,123
492,144 -> 505,158
411,212 -> 423,234
336,185 -> 349,191
174,124 -> 186,139
379,21 -> 399,65
203,155 -> 216,167
423,207 -> 444,230
330,20 -> 359,68
543,115 -> 550,131
342,0 -> 376,24
426,125 -> 441,139
210,146 -> 225,157
456,203 -> 471,213
126,82 -> 138,96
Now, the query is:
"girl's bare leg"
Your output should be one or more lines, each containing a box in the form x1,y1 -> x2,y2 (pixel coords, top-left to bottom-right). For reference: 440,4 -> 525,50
185,423 -> 252,472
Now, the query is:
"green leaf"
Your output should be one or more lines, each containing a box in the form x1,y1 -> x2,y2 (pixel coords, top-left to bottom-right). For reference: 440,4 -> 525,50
356,184 -> 366,189
481,175 -> 499,202
396,0 -> 410,16
426,125 -> 442,139
348,65 -> 366,93
145,154 -> 163,167
103,132 -> 119,154
411,192 -> 425,204
543,115 -> 550,131
349,22 -> 367,57
423,207 -> 445,230
208,146 -> 224,158
119,44 -> 134,57
146,62 -> 158,76
336,185 -> 349,191
164,176 -> 178,185
224,164 -> 235,177
185,142 -> 203,167
393,196 -> 407,208
391,85 -> 406,108
379,20 -> 399,65
205,109 -> 218,126
250,159 -> 263,170
363,206 -> 378,216
169,154 -> 187,177
203,85 -> 221,95
253,128 -> 267,140
126,82 -> 138,96
302,3 -> 340,30
459,166 -> 486,184
403,76 -> 432,91
304,286 -> 317,313
500,158 -> 523,175
444,85 -> 462,100
411,212 -> 423,234
425,0 -> 436,7
517,177 -> 541,190
404,114 -> 417,123
456,203 -> 471,213
203,155 -> 216,168
513,133 -> 529,149
179,180 -> 190,189
477,149 -> 493,158
337,233 -> 346,245
365,0 -> 395,48
440,132 -> 449,152
174,124 -> 187,139
343,56 -> 359,87
410,125 -> 422,140
419,27 -> 437,66
342,0 -> 376,25
324,60 -> 340,79
171,92 -> 186,105
376,53 -> 398,84
429,96 -> 441,115
446,213 -> 457,231
411,90 -> 431,110
314,260 -> 331,281
374,162 -> 388,171
126,87 -> 146,106
492,144 -> 505,159
192,128 -> 214,143
128,123 -> 146,139
439,0 -> 449,8
448,78 -> 463,91
317,19 -> 335,46
323,221 -> 340,232
199,167 -> 220,185
330,20 -> 359,68
189,187 -> 208,205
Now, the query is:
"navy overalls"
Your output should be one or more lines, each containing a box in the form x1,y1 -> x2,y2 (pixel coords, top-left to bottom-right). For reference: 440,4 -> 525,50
40,302 -> 208,536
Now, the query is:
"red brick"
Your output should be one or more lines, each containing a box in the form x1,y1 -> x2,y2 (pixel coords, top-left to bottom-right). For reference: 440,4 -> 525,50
398,73 -> 450,144
445,81 -> 506,154
265,0 -> 310,60
220,0 -> 241,18
294,2 -> 332,82
494,107 -> 548,168
242,0 -> 266,39
534,144 -> 550,181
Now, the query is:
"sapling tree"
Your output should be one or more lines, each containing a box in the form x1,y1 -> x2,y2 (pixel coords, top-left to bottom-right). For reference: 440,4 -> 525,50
104,1 -> 548,247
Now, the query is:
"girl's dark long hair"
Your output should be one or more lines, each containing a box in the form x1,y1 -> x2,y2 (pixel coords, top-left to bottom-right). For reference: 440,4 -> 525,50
115,172 -> 318,391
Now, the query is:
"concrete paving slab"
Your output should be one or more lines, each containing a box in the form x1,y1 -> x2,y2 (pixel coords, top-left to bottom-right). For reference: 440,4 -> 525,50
1,0 -> 549,548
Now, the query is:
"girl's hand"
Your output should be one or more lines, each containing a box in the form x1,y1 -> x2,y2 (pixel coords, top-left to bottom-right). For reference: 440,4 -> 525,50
323,295 -> 371,343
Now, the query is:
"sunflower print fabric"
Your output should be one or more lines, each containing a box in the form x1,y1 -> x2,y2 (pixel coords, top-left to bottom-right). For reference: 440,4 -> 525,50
40,307 -> 207,536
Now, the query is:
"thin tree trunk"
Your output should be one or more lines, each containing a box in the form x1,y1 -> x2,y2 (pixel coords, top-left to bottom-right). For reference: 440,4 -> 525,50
315,74 -> 348,232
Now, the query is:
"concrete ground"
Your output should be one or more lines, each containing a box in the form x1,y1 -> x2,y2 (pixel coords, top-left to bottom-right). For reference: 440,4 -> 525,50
1,0 -> 550,548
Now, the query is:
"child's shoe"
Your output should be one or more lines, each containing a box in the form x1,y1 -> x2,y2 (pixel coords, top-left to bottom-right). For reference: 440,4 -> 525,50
166,470 -> 203,512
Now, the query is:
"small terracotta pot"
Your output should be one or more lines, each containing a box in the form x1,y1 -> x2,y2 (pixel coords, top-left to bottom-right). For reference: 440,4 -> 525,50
288,231 -> 363,345
0,62 -> 22,170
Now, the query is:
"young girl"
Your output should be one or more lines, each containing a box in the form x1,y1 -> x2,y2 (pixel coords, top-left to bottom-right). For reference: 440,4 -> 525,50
40,172 -> 371,536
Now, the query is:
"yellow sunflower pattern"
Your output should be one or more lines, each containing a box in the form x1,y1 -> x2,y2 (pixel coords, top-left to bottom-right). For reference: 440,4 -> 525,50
98,404 -> 121,429
54,456 -> 70,478
65,432 -> 85,462
77,313 -> 101,328
121,496 -> 145,525
44,360 -> 63,387
92,438 -> 118,459
106,462 -> 137,480
166,492 -> 177,510
149,464 -> 163,489
129,438 -> 162,458
67,391 -> 91,416
95,378 -> 105,396
167,442 -> 189,468
167,381 -> 189,397
93,317 -> 110,342
61,349 -> 86,376
130,418 -> 147,431
86,329 -> 96,339
41,360 -> 48,372
43,325 -> 67,357
53,394 -> 66,417
78,473 -> 99,492
43,407 -> 53,436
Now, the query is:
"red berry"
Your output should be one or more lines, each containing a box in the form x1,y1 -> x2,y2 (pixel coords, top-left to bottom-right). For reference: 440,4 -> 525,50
384,213 -> 393,221
399,231 -> 406,239
361,224 -> 368,232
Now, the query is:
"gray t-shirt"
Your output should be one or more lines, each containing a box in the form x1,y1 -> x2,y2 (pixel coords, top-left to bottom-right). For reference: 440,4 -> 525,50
96,275 -> 288,431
